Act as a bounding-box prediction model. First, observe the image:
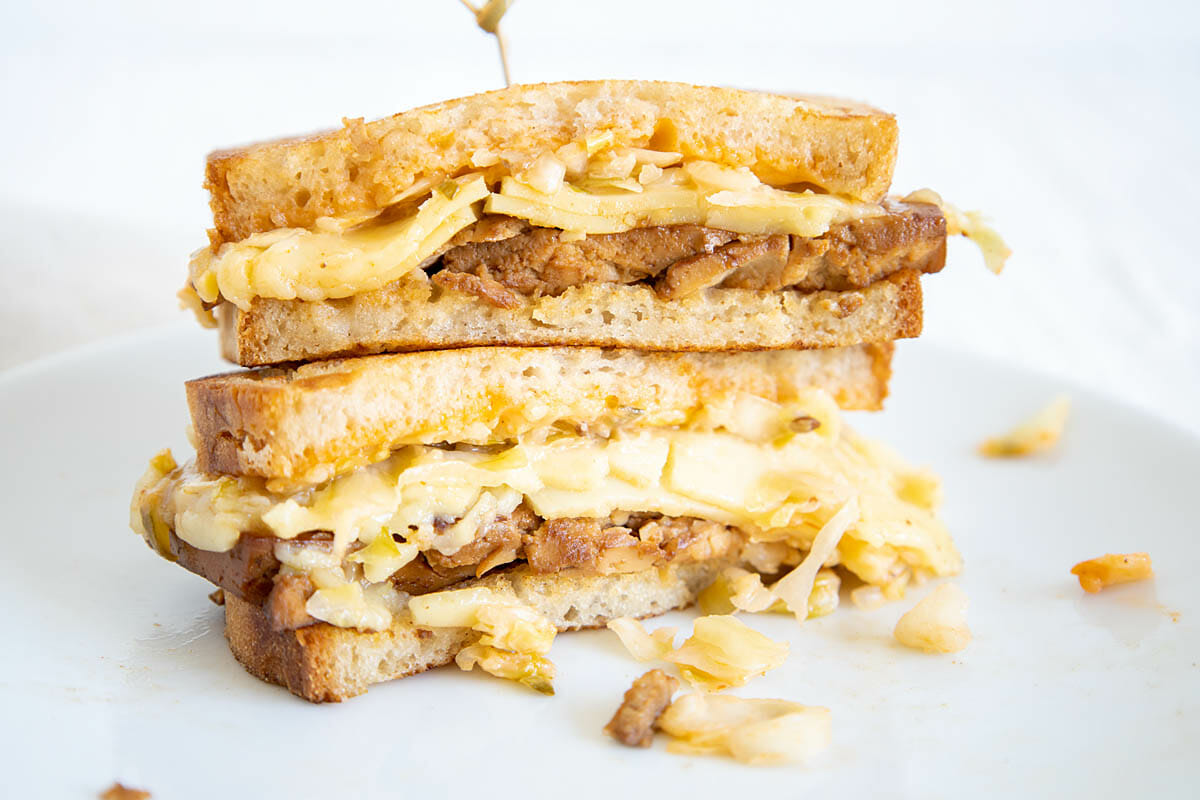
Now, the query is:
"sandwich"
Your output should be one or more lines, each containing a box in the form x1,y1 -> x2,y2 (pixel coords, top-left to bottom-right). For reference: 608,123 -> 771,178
183,81 -> 1002,366
134,80 -> 1002,702
131,343 -> 959,701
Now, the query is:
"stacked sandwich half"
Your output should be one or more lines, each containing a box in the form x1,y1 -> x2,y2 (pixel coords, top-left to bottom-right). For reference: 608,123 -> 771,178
132,81 -> 1003,702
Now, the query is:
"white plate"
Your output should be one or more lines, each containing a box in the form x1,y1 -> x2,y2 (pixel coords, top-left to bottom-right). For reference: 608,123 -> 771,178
2,327 -> 1197,798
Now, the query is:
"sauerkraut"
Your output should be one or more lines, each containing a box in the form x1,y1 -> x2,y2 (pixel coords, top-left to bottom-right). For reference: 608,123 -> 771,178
607,615 -> 787,691
658,693 -> 831,765
893,583 -> 971,654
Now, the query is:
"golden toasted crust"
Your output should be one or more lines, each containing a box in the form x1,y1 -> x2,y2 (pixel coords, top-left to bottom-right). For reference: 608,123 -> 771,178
224,561 -> 727,702
225,592 -> 473,703
219,270 -> 920,367
188,343 -> 893,483
205,81 -> 898,244
870,340 -> 896,393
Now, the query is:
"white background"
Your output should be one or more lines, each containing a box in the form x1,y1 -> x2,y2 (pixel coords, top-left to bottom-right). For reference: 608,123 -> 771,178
1,0 -> 1198,432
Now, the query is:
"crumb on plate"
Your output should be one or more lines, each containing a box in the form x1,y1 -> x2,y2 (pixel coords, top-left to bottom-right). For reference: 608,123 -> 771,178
100,783 -> 150,800
979,395 -> 1070,457
894,583 -> 971,654
1071,553 -> 1153,593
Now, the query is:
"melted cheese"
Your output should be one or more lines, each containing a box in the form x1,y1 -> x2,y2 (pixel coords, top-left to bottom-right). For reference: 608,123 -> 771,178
139,390 -> 961,591
904,188 -> 1010,274
484,175 -> 876,238
191,174 -> 490,310
189,149 -> 884,310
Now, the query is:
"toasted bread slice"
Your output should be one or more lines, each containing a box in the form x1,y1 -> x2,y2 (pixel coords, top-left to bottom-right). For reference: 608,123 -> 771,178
206,81 -> 898,244
188,341 -> 893,484
224,561 -> 725,702
219,268 -> 919,368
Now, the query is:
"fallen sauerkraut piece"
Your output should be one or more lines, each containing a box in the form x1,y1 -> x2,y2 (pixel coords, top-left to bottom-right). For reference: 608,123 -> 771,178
607,615 -> 788,691
409,587 -> 557,693
608,617 -> 678,661
657,693 -> 832,765
979,396 -> 1071,457
894,583 -> 971,654
903,188 -> 1011,274
455,644 -> 555,695
1071,552 -> 1154,593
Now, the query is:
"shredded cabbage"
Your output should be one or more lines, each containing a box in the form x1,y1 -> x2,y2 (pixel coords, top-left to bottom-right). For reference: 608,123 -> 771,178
668,616 -> 788,691
805,569 -> 841,619
608,615 -> 787,691
520,152 -> 567,195
607,617 -> 677,661
410,587 -> 559,691
700,566 -> 842,619
474,604 -> 556,654
726,569 -> 781,613
979,395 -> 1070,457
455,644 -> 555,695
893,583 -> 971,654
658,693 -> 831,765
346,527 -> 418,582
770,498 -> 858,621
699,568 -> 781,615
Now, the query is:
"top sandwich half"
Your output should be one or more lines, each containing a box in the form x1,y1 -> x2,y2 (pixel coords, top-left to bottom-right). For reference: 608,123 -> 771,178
185,81 -> 1004,366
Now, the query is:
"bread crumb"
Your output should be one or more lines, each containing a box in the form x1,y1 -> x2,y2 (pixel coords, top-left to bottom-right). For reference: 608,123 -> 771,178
979,396 -> 1070,457
894,583 -> 970,654
100,783 -> 150,800
208,588 -> 225,606
1071,553 -> 1153,593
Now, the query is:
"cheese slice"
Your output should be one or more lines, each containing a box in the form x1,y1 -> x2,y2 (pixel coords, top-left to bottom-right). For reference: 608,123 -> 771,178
191,174 -> 490,310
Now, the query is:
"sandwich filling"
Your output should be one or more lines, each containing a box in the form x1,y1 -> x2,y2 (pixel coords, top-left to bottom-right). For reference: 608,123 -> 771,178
186,141 -> 1005,316
133,389 -> 960,633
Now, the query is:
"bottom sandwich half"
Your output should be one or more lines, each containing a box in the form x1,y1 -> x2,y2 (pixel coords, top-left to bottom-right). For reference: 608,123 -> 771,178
224,562 -> 727,702
131,344 -> 959,702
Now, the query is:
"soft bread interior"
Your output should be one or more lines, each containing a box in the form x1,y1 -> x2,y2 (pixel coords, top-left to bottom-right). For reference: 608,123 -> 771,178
220,270 -> 919,368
